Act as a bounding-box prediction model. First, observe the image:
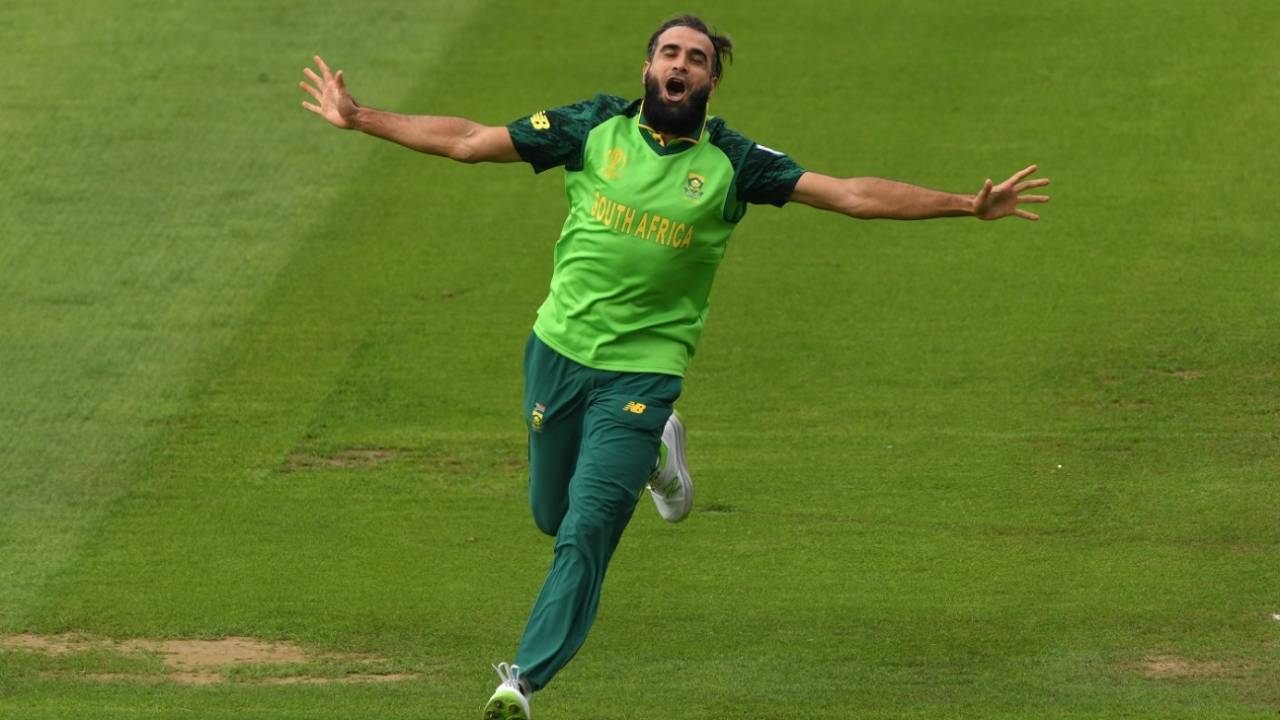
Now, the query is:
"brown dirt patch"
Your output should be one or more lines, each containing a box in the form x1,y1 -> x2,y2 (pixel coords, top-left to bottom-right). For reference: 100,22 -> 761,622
1140,654 -> 1247,679
1,633 -> 417,686
122,636 -> 309,669
119,637 -> 311,685
1160,369 -> 1205,380
2,632 -> 96,655
284,448 -> 402,470
40,672 -> 167,684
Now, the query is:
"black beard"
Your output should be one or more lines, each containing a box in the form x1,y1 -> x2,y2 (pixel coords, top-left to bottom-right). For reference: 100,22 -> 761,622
642,72 -> 710,138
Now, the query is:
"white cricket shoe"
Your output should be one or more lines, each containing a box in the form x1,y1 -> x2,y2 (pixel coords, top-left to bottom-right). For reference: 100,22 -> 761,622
483,662 -> 530,720
647,411 -> 693,522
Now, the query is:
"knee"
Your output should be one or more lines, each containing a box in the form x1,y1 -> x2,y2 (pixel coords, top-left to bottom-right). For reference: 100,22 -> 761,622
552,511 -> 623,569
555,499 -> 628,543
531,503 -> 565,537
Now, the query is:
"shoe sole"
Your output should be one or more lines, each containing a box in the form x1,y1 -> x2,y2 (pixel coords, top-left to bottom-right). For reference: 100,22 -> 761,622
660,411 -> 693,522
484,690 -> 529,720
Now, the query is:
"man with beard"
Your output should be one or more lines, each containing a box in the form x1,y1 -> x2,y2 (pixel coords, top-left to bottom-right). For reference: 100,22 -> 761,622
299,14 -> 1049,720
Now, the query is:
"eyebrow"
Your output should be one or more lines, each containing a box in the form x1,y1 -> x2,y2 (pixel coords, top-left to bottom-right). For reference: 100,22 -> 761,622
660,42 -> 710,61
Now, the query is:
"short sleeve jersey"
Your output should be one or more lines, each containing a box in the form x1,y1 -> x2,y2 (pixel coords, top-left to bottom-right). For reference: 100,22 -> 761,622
508,93 -> 805,377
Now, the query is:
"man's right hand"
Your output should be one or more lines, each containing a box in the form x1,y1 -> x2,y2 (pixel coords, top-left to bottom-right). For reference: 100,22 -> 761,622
300,55 -> 358,130
297,56 -> 520,163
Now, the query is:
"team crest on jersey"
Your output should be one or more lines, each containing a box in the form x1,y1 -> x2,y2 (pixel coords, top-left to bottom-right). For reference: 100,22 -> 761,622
531,402 -> 547,432
603,148 -> 627,180
684,172 -> 705,200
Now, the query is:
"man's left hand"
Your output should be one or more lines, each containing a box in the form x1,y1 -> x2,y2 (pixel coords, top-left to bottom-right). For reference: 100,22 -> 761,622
973,165 -> 1051,221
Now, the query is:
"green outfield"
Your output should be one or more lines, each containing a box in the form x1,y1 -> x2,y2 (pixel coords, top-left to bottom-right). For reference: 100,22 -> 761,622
2,0 -> 1278,717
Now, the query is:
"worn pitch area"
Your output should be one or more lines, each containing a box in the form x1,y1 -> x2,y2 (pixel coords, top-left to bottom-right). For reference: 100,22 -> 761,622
2,634 -> 416,685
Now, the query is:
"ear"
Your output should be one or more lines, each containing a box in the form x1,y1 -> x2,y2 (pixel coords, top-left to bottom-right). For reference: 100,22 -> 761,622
710,75 -> 719,96
641,60 -> 650,83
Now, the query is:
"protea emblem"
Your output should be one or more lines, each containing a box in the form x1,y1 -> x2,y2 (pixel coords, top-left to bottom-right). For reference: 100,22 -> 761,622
684,172 -> 705,200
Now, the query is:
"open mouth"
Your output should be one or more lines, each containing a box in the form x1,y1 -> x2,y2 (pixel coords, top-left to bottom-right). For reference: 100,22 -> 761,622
663,76 -> 688,103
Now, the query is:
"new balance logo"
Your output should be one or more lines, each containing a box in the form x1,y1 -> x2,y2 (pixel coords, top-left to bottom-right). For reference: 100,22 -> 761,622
622,401 -> 647,414
531,112 -> 551,130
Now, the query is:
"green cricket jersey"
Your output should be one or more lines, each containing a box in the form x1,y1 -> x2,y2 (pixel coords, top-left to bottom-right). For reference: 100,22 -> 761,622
508,94 -> 805,377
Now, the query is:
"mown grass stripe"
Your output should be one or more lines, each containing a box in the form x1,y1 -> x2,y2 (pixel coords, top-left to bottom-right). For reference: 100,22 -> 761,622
0,0 -> 490,628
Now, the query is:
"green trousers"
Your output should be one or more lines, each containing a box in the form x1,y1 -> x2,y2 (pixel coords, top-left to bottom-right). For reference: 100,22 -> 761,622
514,332 -> 681,690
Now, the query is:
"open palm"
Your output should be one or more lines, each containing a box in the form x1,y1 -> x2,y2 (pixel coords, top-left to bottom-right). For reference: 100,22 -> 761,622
299,55 -> 357,129
973,165 -> 1051,221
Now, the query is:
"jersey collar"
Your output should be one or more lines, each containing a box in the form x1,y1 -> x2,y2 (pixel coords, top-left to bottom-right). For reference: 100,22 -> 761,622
636,101 -> 707,156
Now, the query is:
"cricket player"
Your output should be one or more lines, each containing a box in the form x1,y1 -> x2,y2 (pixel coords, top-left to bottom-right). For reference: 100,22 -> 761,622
299,14 -> 1049,719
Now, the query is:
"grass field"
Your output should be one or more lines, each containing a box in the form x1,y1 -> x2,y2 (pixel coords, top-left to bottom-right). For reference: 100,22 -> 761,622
2,0 -> 1278,718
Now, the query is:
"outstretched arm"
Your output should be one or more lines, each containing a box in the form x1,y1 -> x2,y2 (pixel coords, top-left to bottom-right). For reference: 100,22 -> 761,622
299,55 -> 521,164
789,165 -> 1050,221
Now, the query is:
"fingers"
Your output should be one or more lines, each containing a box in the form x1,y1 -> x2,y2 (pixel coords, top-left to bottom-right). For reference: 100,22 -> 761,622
302,101 -> 321,114
1010,164 -> 1038,184
1018,194 -> 1050,204
336,69 -> 346,89
314,54 -> 333,81
298,80 -> 321,101
975,178 -> 993,204
303,67 -> 323,87
1015,178 -> 1050,192
1015,209 -> 1040,221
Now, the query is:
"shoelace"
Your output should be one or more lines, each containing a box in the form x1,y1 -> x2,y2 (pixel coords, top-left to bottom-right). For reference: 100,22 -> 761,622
492,661 -> 524,694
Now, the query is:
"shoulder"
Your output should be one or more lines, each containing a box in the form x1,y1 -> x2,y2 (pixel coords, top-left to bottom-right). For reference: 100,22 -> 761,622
594,93 -> 638,116
708,118 -> 798,163
527,93 -> 635,129
707,117 -> 743,146
706,118 -> 762,166
575,93 -> 639,125
508,94 -> 636,172
705,117 -> 806,207
535,94 -> 638,141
